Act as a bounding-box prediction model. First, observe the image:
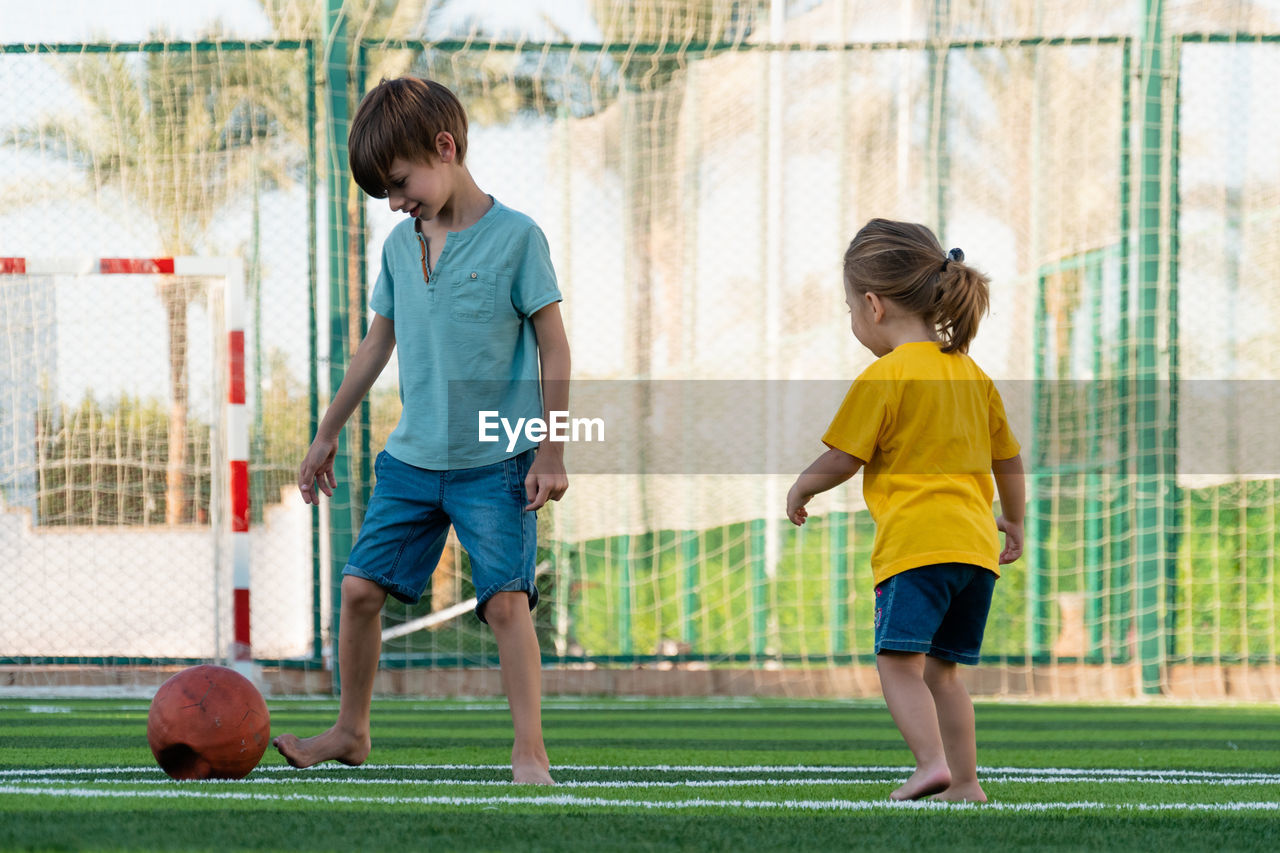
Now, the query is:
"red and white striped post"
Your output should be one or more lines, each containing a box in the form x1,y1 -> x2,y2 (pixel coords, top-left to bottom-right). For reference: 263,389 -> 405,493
1,256 -> 251,669
214,259 -> 252,671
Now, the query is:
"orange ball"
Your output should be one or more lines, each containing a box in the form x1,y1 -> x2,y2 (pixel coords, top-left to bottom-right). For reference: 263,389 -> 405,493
147,665 -> 270,780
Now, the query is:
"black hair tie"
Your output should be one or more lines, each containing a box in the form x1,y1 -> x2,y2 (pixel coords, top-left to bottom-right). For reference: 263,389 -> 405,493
941,247 -> 964,272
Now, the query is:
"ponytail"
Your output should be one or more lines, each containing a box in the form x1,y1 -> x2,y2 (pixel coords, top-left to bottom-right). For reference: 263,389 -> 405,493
844,219 -> 991,354
932,248 -> 989,354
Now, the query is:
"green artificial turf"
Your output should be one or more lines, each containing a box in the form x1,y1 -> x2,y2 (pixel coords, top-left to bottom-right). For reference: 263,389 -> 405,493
2,696 -> 1278,851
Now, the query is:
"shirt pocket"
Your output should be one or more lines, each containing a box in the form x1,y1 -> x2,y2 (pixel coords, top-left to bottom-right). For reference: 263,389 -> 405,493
449,269 -> 497,323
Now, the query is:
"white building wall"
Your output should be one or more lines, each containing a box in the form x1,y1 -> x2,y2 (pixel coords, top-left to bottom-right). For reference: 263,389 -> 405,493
0,493 -> 313,659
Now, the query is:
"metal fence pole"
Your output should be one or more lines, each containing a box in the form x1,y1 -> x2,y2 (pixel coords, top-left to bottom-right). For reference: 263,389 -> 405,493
324,0 -> 355,692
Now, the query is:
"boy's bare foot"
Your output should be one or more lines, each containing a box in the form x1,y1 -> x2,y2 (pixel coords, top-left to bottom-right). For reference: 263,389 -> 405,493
512,760 -> 554,785
272,726 -> 371,769
512,747 -> 554,785
890,764 -> 951,801
932,782 -> 987,803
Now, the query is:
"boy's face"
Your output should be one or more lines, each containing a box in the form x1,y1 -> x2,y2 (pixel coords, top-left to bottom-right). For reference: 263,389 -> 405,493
384,156 -> 450,221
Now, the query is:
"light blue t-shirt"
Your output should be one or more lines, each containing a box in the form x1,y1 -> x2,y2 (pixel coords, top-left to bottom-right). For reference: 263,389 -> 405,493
369,198 -> 562,469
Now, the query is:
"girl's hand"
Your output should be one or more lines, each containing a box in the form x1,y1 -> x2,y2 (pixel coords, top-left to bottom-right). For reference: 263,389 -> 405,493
786,449 -> 861,527
786,483 -> 811,526
996,514 -> 1024,564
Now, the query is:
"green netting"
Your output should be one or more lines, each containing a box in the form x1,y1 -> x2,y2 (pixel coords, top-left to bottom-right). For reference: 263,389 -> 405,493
2,1 -> 1278,699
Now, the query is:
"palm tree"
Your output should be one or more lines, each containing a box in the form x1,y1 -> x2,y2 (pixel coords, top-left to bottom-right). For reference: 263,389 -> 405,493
290,0 -> 595,612
18,41 -> 304,523
589,1 -> 755,377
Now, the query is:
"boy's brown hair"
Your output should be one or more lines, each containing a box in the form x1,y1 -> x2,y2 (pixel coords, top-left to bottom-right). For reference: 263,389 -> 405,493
349,77 -> 469,198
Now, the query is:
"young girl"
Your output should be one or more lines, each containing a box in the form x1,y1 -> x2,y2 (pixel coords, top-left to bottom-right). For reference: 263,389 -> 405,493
786,219 -> 1025,803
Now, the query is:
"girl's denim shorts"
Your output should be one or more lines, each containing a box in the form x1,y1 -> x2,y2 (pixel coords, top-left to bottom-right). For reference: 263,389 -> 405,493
873,562 -> 997,665
343,449 -> 538,623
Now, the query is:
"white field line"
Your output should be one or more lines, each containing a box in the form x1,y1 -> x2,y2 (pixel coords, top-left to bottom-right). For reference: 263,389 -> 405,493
288,702 -> 882,713
1,697 -> 1266,711
265,763 -> 1280,782
9,778 -> 907,789
1,784 -> 1278,813
418,701 -> 879,711
3,764 -> 1278,784
1,700 -> 868,712
48,775 -> 1280,789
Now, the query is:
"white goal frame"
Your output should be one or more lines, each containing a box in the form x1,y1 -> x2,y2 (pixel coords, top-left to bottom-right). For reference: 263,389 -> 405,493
0,255 -> 253,670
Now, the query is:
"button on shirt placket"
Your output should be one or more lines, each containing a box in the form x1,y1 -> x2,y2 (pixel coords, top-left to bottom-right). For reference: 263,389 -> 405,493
417,232 -> 434,304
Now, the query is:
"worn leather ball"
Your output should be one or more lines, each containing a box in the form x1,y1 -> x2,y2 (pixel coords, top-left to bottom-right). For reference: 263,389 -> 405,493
146,665 -> 270,780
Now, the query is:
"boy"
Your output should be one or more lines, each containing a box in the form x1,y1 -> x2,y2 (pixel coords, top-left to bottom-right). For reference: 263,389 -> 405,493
272,78 -> 569,786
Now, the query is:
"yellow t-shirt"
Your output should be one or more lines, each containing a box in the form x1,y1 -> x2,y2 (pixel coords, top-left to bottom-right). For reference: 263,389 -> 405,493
822,341 -> 1020,585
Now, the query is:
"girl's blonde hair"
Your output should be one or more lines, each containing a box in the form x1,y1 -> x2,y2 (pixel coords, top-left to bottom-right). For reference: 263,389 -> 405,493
843,218 -> 990,354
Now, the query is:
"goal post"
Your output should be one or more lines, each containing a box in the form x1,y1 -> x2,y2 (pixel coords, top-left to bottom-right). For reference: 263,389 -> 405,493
0,256 -> 253,671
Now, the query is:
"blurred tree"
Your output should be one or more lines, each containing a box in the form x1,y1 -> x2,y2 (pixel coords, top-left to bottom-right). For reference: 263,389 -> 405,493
584,1 -> 757,535
16,42 -> 305,523
36,392 -> 211,527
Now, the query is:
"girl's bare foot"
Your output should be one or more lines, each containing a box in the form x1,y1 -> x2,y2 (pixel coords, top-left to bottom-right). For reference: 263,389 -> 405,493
932,782 -> 987,803
890,764 -> 951,801
272,726 -> 371,769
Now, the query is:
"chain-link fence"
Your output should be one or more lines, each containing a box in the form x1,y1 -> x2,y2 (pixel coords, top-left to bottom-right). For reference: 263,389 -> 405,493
2,0 -> 1279,698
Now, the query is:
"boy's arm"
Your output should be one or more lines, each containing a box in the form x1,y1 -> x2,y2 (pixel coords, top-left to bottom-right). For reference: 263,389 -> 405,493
992,453 -> 1025,564
525,302 -> 570,511
298,313 -> 396,505
786,448 -> 863,526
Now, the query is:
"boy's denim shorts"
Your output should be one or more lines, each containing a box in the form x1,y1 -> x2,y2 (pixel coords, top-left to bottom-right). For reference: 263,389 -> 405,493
873,562 -> 997,665
343,449 -> 538,623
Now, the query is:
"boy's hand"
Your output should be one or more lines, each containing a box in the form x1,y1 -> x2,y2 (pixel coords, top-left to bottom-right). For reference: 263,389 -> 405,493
298,435 -> 339,505
786,483 -> 812,526
524,451 -> 568,511
996,514 -> 1024,564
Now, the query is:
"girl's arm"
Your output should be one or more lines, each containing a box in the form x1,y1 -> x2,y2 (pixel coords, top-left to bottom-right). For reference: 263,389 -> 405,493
298,313 -> 397,505
786,448 -> 863,526
992,453 -> 1025,564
